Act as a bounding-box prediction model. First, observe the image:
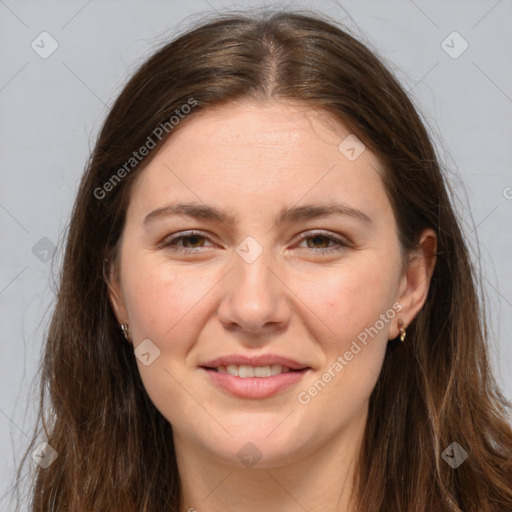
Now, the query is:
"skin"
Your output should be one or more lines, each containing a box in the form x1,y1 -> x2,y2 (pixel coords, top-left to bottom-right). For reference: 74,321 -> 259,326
108,99 -> 437,512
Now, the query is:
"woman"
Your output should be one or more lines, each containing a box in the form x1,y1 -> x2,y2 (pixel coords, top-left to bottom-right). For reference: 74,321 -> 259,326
16,8 -> 512,512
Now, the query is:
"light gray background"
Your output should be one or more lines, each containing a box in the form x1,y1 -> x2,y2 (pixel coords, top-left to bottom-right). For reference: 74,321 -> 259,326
1,0 -> 511,508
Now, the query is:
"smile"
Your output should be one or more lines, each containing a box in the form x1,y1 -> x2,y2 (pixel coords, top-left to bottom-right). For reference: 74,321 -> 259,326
199,365 -> 310,398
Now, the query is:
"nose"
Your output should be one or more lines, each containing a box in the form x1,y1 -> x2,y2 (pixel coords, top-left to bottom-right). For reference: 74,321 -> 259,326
217,245 -> 291,338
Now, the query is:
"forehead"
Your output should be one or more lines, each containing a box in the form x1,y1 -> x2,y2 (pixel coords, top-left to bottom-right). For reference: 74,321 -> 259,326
126,100 -> 391,225
162,100 -> 353,152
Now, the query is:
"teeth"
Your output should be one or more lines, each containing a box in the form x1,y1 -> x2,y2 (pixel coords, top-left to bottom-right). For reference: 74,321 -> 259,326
226,364 -> 239,376
220,364 -> 291,378
270,364 -> 285,376
254,366 -> 271,377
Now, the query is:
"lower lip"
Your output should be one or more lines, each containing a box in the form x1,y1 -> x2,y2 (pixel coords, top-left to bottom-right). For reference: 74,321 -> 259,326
200,367 -> 309,398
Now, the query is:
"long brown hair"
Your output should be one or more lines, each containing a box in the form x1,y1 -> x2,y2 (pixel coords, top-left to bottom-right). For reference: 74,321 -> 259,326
14,8 -> 512,511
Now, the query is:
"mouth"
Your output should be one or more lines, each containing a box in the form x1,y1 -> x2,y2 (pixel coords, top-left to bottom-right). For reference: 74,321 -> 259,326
199,364 -> 311,398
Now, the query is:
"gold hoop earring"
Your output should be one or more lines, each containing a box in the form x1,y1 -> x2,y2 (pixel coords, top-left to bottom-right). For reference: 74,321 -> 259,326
397,319 -> 407,343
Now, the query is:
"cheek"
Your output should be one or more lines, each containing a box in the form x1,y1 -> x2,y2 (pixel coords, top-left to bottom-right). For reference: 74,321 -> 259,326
121,254 -> 213,342
293,259 -> 398,346
120,258 -> 212,418
293,268 -> 393,412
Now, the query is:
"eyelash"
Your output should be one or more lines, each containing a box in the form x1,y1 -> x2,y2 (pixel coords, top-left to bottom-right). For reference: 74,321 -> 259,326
160,230 -> 349,255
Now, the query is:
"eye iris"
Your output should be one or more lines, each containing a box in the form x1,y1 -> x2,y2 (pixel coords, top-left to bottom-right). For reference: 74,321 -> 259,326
307,235 -> 330,249
183,235 -> 204,248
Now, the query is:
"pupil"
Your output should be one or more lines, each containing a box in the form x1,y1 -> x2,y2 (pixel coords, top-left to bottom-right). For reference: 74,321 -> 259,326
309,235 -> 327,248
186,235 -> 202,247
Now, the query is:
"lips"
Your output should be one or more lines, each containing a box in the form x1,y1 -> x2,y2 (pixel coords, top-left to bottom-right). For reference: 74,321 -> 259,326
200,366 -> 310,398
198,354 -> 311,398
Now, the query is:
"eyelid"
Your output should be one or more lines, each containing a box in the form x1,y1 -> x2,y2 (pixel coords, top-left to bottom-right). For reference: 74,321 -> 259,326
296,229 -> 350,246
158,230 -> 216,250
160,229 -> 351,254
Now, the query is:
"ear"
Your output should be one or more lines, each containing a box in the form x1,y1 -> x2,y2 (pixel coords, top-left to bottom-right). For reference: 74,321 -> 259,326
390,228 -> 437,339
104,256 -> 128,325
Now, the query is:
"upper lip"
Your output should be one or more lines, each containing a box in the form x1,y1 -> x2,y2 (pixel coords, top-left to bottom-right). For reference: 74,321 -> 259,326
200,354 -> 310,371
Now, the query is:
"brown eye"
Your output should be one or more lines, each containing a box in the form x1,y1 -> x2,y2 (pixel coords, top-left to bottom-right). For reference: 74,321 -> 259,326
305,234 -> 331,249
298,231 -> 349,254
162,231 -> 213,253
161,230 -> 349,255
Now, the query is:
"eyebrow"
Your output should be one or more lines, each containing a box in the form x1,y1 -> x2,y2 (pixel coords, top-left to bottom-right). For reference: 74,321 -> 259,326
143,201 -> 373,227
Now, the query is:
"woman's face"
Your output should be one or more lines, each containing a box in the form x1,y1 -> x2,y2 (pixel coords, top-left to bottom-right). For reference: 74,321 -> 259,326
109,100 -> 431,468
